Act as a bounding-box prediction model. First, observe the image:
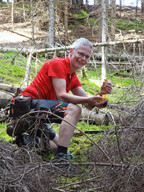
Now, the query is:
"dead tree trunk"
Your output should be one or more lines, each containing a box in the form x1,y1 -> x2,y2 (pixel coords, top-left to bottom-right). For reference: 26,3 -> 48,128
23,50 -> 33,87
111,0 -> 116,41
101,0 -> 108,82
30,0 -> 35,45
48,0 -> 54,47
11,0 -> 14,28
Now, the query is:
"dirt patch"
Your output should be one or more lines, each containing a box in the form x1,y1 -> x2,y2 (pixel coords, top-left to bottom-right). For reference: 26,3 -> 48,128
0,21 -> 49,49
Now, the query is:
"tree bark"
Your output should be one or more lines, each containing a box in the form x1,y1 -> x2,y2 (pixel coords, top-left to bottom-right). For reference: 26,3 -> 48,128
11,0 -> 14,28
141,0 -> 144,13
1,39 -> 144,56
111,0 -> 116,41
141,0 -> 144,23
22,0 -> 26,21
64,0 -> 69,43
30,0 -> 35,45
23,50 -> 33,87
101,0 -> 108,82
94,0 -> 97,5
135,0 -> 138,17
49,0 -> 54,47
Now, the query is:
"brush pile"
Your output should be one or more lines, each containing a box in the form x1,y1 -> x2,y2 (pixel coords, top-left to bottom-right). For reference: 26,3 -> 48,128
0,99 -> 144,192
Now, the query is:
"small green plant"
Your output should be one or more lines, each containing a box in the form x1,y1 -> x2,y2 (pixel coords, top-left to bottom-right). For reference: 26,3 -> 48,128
85,17 -> 98,29
74,9 -> 88,18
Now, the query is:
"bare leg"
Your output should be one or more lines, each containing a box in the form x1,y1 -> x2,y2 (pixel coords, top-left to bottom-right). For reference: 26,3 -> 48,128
49,141 -> 57,149
58,103 -> 81,147
49,133 -> 59,149
52,133 -> 59,145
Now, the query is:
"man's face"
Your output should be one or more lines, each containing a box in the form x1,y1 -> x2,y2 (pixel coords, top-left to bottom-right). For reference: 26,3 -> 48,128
69,45 -> 92,72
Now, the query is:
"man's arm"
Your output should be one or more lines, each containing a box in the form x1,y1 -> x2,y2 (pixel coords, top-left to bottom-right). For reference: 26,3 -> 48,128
71,86 -> 108,109
52,77 -> 108,109
52,77 -> 89,104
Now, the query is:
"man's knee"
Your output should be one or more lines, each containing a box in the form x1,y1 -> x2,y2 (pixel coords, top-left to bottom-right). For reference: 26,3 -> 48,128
65,103 -> 81,118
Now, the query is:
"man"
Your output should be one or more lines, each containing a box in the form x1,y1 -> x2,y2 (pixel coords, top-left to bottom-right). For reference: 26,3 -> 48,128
10,38 -> 112,161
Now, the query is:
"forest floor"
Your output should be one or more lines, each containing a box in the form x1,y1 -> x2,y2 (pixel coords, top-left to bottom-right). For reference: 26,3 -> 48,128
0,4 -> 144,49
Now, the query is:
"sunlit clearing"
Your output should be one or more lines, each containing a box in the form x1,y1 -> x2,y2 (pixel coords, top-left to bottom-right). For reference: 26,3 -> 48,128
89,79 -> 102,87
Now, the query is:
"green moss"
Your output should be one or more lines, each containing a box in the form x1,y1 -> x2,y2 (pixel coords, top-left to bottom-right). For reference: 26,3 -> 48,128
116,19 -> 144,31
0,123 -> 11,141
0,51 -> 43,84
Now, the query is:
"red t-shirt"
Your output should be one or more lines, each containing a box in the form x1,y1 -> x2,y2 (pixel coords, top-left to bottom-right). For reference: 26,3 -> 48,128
21,57 -> 81,99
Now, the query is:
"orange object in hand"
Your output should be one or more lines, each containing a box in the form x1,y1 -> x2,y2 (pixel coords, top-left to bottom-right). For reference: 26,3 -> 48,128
97,94 -> 107,102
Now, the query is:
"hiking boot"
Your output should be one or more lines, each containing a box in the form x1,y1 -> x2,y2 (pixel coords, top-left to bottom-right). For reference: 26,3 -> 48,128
52,153 -> 74,163
51,153 -> 77,174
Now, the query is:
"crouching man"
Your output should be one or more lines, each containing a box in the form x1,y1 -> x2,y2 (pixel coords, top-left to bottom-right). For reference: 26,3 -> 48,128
8,38 -> 112,165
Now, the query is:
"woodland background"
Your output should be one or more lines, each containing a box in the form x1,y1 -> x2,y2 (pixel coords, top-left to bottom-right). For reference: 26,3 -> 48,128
0,0 -> 144,192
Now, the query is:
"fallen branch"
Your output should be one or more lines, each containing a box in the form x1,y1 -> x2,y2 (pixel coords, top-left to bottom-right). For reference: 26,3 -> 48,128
23,49 -> 33,87
13,110 -> 113,164
2,27 -> 32,40
0,83 -> 26,93
32,39 -> 144,55
0,47 -> 29,55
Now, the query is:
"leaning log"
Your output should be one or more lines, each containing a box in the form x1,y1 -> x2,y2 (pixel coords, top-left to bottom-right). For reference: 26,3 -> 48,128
23,50 -> 33,87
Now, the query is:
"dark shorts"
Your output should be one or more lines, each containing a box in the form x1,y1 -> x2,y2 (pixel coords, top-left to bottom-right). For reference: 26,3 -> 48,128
30,99 -> 69,123
31,99 -> 69,112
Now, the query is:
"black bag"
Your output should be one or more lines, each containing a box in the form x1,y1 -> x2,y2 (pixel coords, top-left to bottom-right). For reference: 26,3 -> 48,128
10,95 -> 32,117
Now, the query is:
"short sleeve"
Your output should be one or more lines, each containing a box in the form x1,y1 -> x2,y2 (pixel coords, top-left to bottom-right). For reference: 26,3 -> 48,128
48,60 -> 67,80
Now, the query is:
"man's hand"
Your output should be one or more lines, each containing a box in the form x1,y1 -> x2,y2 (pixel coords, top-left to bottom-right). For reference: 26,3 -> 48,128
98,81 -> 112,96
86,96 -> 108,109
95,99 -> 108,108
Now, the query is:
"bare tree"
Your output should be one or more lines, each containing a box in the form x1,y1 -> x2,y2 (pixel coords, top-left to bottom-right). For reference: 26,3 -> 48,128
11,0 -> 14,28
94,0 -> 97,5
70,0 -> 72,5
22,0 -> 26,21
64,0 -> 69,43
111,0 -> 116,41
101,0 -> 108,81
142,0 -> 144,12
23,50 -> 33,87
85,0 -> 89,4
30,0 -> 35,45
135,0 -> 139,17
98,0 -> 102,42
119,0 -> 122,17
49,0 -> 54,47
